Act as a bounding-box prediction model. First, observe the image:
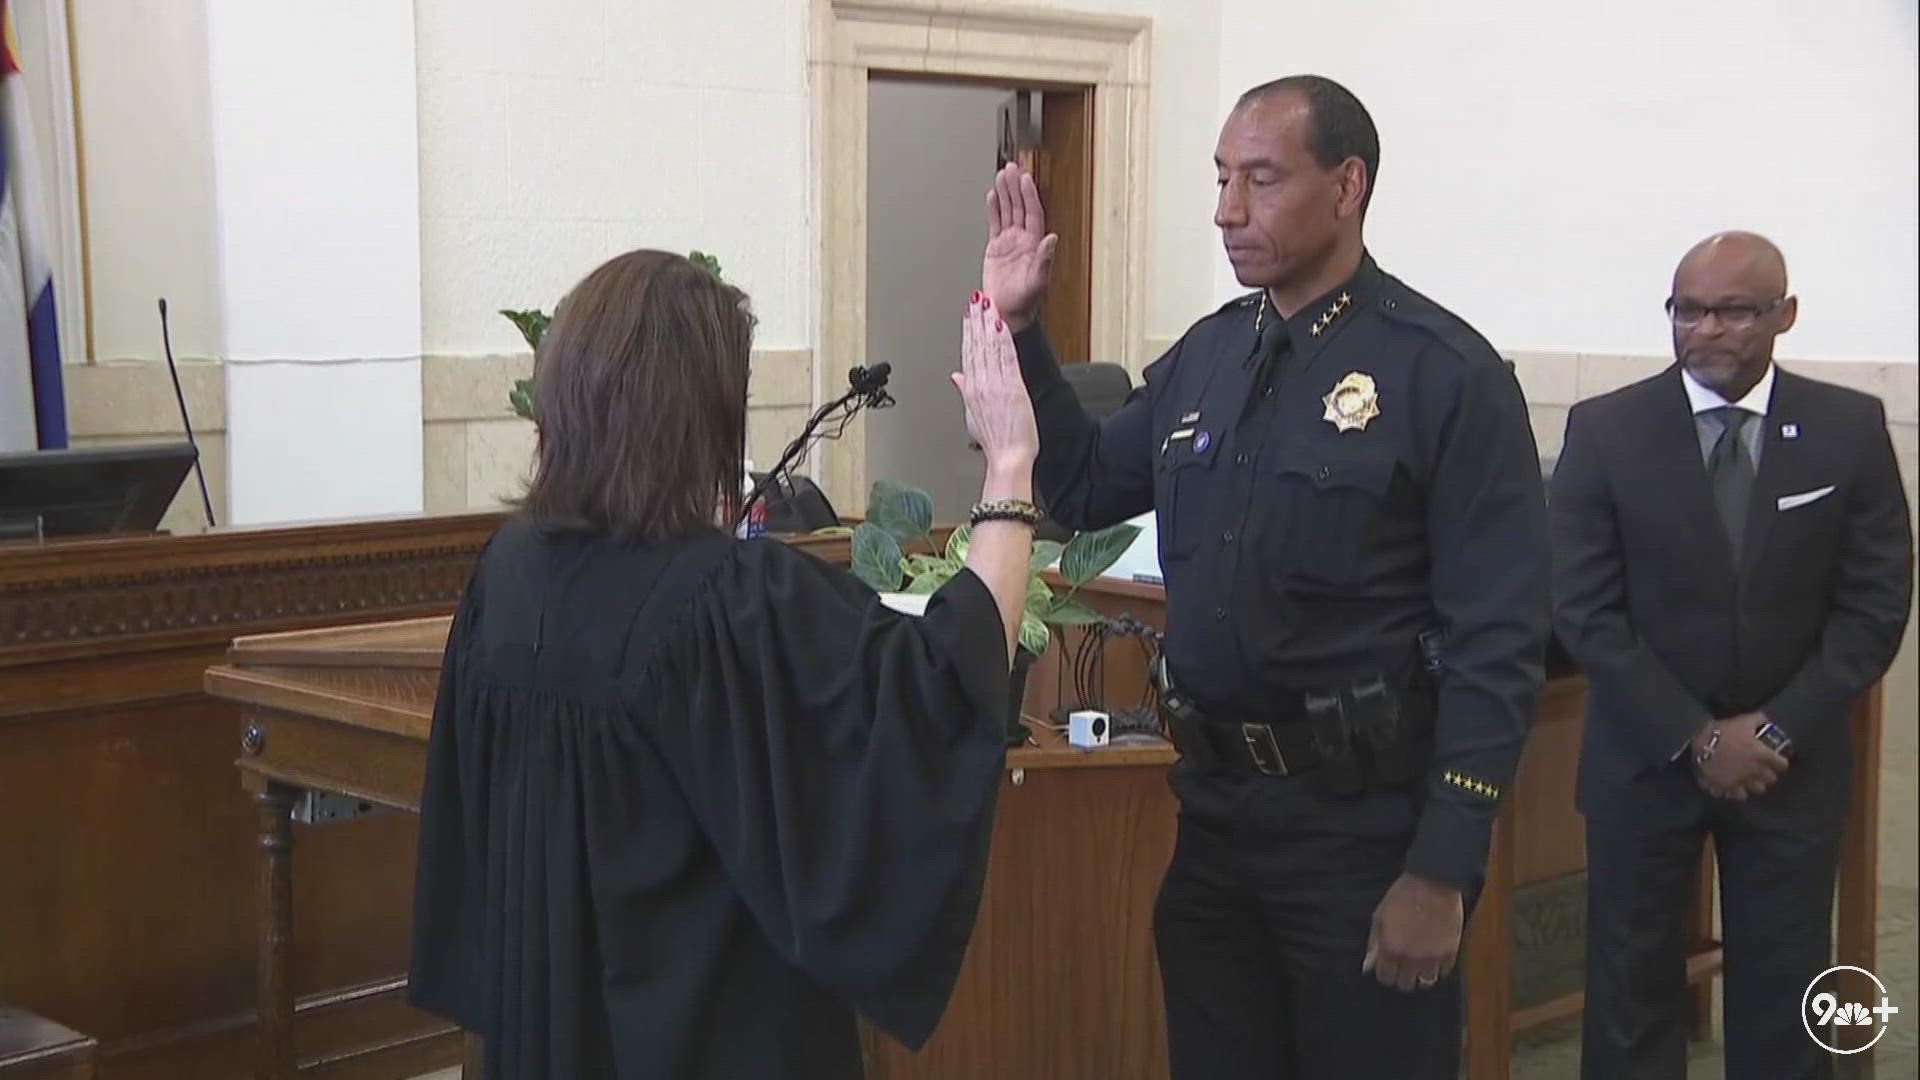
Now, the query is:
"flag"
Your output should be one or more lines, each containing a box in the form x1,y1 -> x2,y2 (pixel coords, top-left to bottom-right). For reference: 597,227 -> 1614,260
0,0 -> 64,451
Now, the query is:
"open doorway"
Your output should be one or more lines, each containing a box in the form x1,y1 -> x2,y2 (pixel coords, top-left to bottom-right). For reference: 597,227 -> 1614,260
864,77 -> 1095,519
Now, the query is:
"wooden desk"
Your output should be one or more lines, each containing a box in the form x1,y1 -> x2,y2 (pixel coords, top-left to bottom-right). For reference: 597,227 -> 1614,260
206,597 -> 1178,1079
1,513 -> 508,1079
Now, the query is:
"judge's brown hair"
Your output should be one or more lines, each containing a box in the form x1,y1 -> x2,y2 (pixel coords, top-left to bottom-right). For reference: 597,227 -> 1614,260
518,249 -> 754,543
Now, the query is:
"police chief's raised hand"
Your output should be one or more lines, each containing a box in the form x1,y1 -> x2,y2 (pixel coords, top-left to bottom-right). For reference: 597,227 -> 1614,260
981,163 -> 1059,333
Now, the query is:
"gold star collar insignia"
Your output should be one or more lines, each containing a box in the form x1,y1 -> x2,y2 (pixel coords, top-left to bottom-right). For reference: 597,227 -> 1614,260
1309,291 -> 1352,337
1322,371 -> 1381,433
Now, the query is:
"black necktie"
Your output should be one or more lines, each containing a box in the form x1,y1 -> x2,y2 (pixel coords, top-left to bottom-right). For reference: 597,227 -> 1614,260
1707,407 -> 1755,559
1248,311 -> 1286,372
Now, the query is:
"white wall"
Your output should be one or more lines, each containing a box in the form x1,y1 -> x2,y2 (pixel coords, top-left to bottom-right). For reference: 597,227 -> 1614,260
205,0 -> 423,525
867,80 -> 1004,516
70,0 -> 222,362
1214,0 -> 1920,363
1028,0 -> 1223,348
413,0 -> 1223,358
413,0 -> 812,356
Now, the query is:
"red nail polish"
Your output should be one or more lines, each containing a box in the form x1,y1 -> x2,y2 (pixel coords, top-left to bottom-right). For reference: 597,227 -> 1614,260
996,319 -> 1004,331
971,290 -> 981,303
982,297 -> 992,308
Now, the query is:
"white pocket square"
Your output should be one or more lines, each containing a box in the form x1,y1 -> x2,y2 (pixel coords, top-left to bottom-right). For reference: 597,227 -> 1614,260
1777,486 -> 1837,511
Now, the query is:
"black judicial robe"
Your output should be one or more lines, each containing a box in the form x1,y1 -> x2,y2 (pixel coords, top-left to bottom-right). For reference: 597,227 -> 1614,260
408,517 -> 1011,1079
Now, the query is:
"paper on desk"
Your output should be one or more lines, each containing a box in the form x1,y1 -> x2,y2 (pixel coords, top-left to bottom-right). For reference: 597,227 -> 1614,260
878,592 -> 930,617
1099,511 -> 1161,584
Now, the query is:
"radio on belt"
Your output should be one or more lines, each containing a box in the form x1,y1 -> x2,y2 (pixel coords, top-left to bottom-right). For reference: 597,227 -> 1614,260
1068,709 -> 1110,749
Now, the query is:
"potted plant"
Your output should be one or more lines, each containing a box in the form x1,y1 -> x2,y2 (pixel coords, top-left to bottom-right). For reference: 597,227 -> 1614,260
503,251 -> 726,419
847,480 -> 1141,745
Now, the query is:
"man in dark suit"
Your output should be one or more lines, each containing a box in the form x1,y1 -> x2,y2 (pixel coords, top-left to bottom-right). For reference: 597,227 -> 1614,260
1551,231 -> 1913,1079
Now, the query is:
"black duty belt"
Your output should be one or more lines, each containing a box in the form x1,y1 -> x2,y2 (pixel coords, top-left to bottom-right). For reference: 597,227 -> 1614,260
1165,708 -> 1322,778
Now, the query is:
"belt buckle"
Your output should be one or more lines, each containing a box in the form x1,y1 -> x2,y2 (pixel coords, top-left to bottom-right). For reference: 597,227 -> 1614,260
1241,722 -> 1288,777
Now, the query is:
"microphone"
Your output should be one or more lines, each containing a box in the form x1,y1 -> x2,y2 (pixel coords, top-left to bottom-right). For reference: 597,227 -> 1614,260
736,361 -> 899,529
158,298 -> 218,529
848,362 -> 894,407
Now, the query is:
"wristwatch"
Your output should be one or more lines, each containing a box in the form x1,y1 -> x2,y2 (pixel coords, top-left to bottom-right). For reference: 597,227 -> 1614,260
1756,720 -> 1795,758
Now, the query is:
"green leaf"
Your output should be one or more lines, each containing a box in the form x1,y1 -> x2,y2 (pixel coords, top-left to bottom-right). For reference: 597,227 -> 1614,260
688,250 -> 724,278
850,524 -> 904,592
944,523 -> 971,563
904,553 -> 955,578
508,378 -> 535,420
1043,599 -> 1106,627
905,566 -> 957,595
1025,573 -> 1058,614
868,481 -> 934,547
1028,540 -> 1065,574
1060,522 -> 1143,587
811,525 -> 856,537
500,308 -> 551,350
1018,611 -> 1053,657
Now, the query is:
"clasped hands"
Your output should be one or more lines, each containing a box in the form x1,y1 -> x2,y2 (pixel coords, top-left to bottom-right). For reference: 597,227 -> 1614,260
1688,712 -> 1789,801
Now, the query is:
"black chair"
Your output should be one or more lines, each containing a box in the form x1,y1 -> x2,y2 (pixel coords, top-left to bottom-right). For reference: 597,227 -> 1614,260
1028,362 -> 1134,541
1060,361 -> 1134,421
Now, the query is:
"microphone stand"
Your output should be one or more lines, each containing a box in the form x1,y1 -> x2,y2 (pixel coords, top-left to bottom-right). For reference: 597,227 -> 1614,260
735,372 -> 891,530
158,298 -> 218,529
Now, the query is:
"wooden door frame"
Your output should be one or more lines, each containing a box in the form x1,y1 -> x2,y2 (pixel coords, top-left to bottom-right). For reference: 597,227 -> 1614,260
809,0 -> 1152,509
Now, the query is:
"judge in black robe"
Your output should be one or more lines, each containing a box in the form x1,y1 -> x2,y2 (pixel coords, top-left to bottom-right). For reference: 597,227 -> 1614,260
408,250 -> 1038,1079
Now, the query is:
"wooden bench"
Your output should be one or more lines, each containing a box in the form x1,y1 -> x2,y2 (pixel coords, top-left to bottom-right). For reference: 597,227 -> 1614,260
0,1006 -> 95,1080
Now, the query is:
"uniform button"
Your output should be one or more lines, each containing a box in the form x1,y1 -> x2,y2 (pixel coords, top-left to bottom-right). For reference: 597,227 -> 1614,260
1383,298 -> 1398,311
1317,465 -> 1332,481
1214,607 -> 1227,621
1262,385 -> 1275,398
1235,453 -> 1250,466
1222,530 -> 1235,543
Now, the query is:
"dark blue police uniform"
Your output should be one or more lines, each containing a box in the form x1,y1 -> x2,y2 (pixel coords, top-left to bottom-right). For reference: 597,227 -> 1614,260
1015,253 -> 1550,1078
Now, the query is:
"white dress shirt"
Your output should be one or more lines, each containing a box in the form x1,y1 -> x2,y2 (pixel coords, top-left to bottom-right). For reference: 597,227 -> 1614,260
1682,362 -> 1774,468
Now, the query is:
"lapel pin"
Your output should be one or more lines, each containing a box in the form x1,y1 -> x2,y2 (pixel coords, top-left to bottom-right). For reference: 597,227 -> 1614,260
1782,423 -> 1800,440
1194,431 -> 1212,453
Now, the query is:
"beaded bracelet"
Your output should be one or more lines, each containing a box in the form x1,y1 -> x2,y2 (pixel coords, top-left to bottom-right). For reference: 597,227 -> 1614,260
969,498 -> 1043,528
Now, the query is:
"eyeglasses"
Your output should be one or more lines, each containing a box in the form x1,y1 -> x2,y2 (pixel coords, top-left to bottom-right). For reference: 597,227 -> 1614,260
1664,296 -> 1786,330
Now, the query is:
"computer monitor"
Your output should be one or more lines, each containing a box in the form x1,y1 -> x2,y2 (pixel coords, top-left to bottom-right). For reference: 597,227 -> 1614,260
0,442 -> 198,540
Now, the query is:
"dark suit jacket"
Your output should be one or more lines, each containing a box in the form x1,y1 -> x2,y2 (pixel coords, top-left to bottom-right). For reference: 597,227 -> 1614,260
1550,365 -> 1913,824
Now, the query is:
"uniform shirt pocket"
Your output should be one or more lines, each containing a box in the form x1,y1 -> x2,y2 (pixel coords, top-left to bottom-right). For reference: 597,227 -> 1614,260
1156,431 -> 1221,561
1267,448 -> 1400,591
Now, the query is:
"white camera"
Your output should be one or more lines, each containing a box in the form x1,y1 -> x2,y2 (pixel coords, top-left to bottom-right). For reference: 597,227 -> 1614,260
1068,709 -> 1110,749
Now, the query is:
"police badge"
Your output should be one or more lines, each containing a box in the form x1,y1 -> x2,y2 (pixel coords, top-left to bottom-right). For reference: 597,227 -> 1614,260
1322,372 -> 1380,433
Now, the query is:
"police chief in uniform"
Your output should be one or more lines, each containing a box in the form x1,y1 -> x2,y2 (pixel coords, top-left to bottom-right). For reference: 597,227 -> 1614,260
977,76 -> 1549,1078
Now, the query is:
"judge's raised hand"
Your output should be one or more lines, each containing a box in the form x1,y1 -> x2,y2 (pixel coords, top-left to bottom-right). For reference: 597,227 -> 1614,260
952,293 -> 1038,476
982,164 -> 1059,333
